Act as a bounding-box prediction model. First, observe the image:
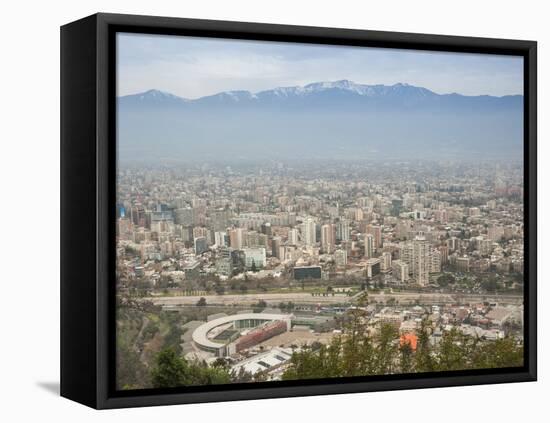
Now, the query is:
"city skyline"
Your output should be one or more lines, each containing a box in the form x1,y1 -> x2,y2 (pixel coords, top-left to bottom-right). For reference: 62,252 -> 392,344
115,33 -> 525,391
115,158 -> 525,390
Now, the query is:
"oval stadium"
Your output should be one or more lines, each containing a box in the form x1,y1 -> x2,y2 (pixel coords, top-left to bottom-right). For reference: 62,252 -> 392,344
191,313 -> 293,357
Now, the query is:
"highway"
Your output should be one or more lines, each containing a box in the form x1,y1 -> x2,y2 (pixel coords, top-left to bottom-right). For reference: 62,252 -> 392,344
148,291 -> 523,307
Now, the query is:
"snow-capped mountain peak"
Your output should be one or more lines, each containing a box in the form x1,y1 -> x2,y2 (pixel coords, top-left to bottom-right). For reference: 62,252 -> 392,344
140,89 -> 183,100
119,80 -> 518,108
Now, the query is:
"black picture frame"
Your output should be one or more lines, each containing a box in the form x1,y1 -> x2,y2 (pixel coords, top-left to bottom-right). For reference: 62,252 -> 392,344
60,12 -> 537,409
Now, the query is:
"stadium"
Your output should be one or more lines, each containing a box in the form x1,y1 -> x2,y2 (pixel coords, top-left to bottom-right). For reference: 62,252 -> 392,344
192,313 -> 293,357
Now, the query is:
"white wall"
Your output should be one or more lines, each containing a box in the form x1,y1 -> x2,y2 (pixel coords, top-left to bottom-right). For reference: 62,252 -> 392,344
1,0 -> 546,421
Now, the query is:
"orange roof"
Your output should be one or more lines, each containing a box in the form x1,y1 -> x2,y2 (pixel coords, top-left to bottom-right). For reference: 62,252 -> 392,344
400,333 -> 418,351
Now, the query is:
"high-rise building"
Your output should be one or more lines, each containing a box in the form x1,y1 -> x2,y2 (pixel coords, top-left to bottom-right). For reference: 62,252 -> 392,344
245,230 -> 266,248
391,199 -> 403,217
367,224 -> 382,248
447,236 -> 459,252
381,251 -> 392,271
438,245 -> 449,265
321,223 -> 336,253
364,234 -> 375,258
210,209 -> 232,231
434,209 -> 448,224
288,228 -> 299,245
455,256 -> 470,272
194,236 -> 208,255
243,248 -> 267,269
261,222 -> 272,236
302,218 -> 316,246
214,231 -> 228,247
216,247 -> 233,277
272,236 -> 282,259
130,205 -> 146,227
229,228 -> 245,249
366,258 -> 381,279
179,226 -> 193,243
336,219 -> 350,242
117,218 -> 133,240
335,249 -> 348,268
430,249 -> 441,273
412,235 -> 430,286
174,207 -> 194,226
478,238 -> 493,256
392,260 -> 409,283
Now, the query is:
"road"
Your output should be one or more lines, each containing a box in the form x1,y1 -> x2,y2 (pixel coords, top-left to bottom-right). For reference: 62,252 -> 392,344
149,291 -> 523,307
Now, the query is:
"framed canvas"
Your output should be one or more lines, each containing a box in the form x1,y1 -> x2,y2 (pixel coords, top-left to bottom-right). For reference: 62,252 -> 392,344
60,13 -> 537,409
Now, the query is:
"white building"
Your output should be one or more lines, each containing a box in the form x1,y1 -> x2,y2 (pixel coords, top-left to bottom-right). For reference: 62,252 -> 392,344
243,248 -> 267,269
302,218 -> 316,246
335,249 -> 348,267
365,234 -> 375,258
392,260 -> 409,283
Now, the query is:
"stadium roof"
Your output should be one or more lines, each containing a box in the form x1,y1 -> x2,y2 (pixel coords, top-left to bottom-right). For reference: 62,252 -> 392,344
192,313 -> 293,350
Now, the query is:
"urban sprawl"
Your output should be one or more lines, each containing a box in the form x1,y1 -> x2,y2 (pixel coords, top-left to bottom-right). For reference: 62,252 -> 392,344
116,160 -> 524,389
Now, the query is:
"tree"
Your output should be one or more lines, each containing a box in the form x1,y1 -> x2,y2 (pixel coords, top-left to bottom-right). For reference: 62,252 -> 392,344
481,275 -> 498,292
151,348 -> 187,388
163,324 -> 185,355
471,337 -> 523,369
399,341 -> 414,373
436,328 -> 476,371
437,274 -> 456,287
379,324 -> 399,372
151,348 -> 231,388
253,300 -> 267,313
415,318 -> 436,372
116,342 -> 150,390
231,366 -> 254,383
196,297 -> 207,307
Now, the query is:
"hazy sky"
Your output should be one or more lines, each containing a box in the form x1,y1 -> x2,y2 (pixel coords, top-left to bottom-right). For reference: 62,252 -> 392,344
117,32 -> 523,99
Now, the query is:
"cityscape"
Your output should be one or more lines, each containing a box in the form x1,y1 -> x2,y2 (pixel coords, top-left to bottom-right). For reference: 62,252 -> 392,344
116,158 -> 524,389
115,34 -> 524,390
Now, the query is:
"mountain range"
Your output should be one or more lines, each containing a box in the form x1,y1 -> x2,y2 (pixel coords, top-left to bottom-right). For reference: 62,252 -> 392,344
117,80 -> 523,161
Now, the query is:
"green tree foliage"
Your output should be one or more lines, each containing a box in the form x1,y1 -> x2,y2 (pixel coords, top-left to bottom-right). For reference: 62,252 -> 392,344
141,320 -> 159,341
151,348 -> 231,388
470,336 -> 524,369
437,274 -> 456,287
253,299 -> 268,313
281,313 -> 523,381
151,348 -> 188,388
116,342 -> 150,390
481,275 -> 499,292
164,325 -> 184,355
415,318 -> 436,372
399,341 -> 414,373
436,328 -> 478,371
